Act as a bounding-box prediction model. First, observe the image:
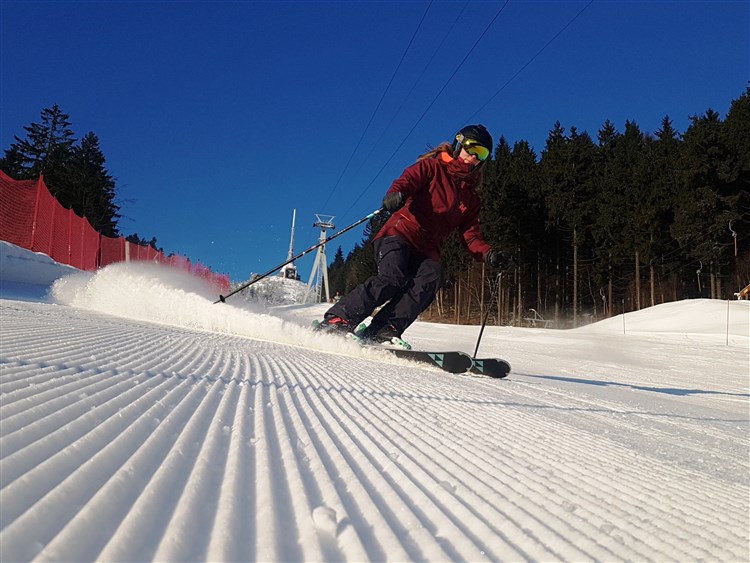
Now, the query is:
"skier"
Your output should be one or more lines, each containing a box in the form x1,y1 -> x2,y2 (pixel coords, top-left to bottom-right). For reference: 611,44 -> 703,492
317,124 -> 512,347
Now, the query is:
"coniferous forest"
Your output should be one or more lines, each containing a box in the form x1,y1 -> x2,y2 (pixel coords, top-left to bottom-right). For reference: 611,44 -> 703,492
328,87 -> 750,327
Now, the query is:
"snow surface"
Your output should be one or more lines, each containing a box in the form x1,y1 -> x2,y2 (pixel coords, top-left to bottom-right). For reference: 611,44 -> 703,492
1,240 -> 749,562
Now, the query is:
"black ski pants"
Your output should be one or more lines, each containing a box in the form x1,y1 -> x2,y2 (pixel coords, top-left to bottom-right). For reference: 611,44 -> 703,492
325,235 -> 443,336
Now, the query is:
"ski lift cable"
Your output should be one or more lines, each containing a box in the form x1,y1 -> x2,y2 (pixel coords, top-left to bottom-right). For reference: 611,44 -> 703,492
343,0 -> 472,191
320,0 -> 435,212
465,0 -> 594,123
340,0 -> 512,220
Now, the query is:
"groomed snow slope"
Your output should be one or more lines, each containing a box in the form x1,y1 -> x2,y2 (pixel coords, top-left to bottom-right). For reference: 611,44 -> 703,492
1,244 -> 748,562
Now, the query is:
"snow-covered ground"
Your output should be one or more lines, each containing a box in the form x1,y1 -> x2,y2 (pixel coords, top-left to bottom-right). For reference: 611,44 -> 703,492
1,241 -> 748,562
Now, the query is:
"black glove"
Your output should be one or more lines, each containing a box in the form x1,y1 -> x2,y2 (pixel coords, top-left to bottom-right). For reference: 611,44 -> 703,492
486,249 -> 513,270
382,191 -> 405,212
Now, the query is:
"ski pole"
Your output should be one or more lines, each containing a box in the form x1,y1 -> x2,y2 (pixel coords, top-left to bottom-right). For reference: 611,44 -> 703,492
473,271 -> 502,358
214,207 -> 384,304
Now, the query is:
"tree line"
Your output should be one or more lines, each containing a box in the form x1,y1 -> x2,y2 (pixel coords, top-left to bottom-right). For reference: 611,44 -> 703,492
327,87 -> 750,327
1,104 -> 158,249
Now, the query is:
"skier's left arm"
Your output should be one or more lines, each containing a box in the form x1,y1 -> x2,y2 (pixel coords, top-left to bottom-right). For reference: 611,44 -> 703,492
458,201 -> 492,262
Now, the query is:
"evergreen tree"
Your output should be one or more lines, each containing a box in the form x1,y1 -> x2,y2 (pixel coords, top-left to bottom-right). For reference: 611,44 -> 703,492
539,123 -> 598,321
327,246 -> 347,295
479,137 -> 544,316
508,140 -> 545,309
721,89 -> 750,293
344,243 -> 375,292
337,211 -> 390,290
439,231 -> 472,287
125,234 -> 162,252
64,132 -> 120,237
592,119 -> 625,306
1,105 -> 76,194
647,116 -> 683,300
1,105 -> 123,239
478,136 -> 513,247
597,119 -> 619,149
619,121 -> 650,255
672,109 -> 732,266
0,144 -> 27,178
363,212 -> 388,242
721,87 -> 750,216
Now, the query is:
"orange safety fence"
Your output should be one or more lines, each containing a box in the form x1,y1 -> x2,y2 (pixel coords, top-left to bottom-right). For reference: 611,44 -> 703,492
0,170 -> 230,294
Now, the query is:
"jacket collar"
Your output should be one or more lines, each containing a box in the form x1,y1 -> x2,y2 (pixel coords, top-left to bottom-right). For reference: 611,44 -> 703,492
439,150 -> 481,184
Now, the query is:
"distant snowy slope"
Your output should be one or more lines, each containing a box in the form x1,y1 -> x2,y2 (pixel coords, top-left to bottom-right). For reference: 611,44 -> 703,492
228,274 -> 312,306
578,297 -> 750,336
0,241 -> 78,286
1,243 -> 748,562
0,241 -> 78,301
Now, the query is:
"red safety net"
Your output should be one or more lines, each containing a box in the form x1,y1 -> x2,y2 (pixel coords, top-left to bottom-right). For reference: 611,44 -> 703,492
0,173 -> 37,249
0,170 -> 230,294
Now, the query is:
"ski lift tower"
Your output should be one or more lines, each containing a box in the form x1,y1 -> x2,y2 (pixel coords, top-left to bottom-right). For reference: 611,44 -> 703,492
307,214 -> 334,302
280,209 -> 298,280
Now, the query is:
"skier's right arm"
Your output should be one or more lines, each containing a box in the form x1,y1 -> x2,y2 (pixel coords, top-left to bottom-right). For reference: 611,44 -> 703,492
382,191 -> 405,211
382,160 -> 431,208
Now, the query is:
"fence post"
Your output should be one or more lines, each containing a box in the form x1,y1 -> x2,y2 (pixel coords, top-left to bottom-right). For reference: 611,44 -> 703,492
30,174 -> 44,250
48,192 -> 56,256
81,222 -> 86,269
68,208 -> 73,264
726,299 -> 730,346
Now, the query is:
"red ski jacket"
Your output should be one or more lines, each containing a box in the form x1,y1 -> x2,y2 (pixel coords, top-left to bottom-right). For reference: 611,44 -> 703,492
375,151 -> 492,262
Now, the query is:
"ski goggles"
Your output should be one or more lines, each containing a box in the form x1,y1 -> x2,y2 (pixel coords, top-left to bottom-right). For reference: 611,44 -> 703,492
456,135 -> 490,161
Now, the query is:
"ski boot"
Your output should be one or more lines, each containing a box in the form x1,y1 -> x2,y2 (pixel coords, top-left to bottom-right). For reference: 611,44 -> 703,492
356,322 -> 412,350
312,316 -> 362,342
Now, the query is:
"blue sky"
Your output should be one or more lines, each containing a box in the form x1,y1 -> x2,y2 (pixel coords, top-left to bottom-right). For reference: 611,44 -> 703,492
1,0 -> 748,284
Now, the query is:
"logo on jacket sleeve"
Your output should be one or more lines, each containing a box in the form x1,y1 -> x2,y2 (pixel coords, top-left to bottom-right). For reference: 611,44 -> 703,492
459,202 -> 467,213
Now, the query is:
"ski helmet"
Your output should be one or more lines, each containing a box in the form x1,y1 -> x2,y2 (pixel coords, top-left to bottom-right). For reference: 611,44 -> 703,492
452,124 -> 493,160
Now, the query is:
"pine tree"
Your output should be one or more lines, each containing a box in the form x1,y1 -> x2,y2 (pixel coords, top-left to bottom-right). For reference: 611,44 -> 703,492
671,108 -> 735,297
647,116 -> 683,302
64,132 -> 120,237
1,105 -> 124,239
592,119 -> 624,312
0,144 -> 27,178
478,136 -> 513,246
1,105 -> 76,194
539,123 -> 598,323
672,109 -> 726,260
722,90 -> 750,293
479,137 -> 544,320
344,243 -> 375,291
327,246 -> 347,295
721,87 -> 750,215
125,234 -> 162,252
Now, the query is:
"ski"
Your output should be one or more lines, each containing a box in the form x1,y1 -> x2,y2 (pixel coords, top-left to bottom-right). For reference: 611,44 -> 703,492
367,347 -> 474,374
470,358 -> 511,379
313,319 -> 509,377
379,349 -> 510,378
